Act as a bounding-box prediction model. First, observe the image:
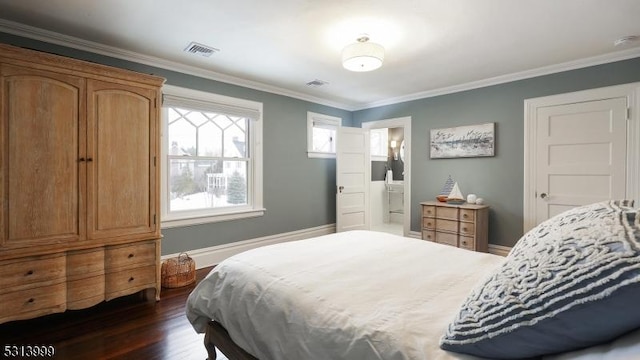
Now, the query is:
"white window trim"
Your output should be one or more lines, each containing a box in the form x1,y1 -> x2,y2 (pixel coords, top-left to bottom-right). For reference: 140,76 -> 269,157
307,111 -> 341,158
161,84 -> 264,228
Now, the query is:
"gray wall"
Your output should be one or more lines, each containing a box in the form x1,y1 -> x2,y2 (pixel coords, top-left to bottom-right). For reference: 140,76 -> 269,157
4,31 -> 640,250
353,57 -> 640,247
0,33 -> 352,255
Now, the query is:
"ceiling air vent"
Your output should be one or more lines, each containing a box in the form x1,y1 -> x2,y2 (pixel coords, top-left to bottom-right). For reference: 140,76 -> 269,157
306,79 -> 329,87
184,41 -> 219,57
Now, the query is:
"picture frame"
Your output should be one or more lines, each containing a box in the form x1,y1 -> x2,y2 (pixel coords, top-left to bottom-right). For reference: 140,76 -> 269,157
430,122 -> 495,159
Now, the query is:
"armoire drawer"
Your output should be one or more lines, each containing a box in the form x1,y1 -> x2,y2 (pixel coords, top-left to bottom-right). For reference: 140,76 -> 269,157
105,265 -> 157,300
0,254 -> 65,289
0,282 -> 66,322
106,241 -> 156,271
67,248 -> 105,278
67,275 -> 106,310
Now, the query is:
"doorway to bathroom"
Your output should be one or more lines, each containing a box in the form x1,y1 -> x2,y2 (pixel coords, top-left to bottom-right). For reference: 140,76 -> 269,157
362,117 -> 411,237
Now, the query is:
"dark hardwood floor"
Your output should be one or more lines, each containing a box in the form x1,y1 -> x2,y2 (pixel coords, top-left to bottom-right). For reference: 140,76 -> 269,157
0,267 -> 223,360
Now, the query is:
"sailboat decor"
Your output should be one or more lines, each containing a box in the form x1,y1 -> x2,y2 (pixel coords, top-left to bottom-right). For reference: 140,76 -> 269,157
447,182 -> 465,205
437,175 -> 455,202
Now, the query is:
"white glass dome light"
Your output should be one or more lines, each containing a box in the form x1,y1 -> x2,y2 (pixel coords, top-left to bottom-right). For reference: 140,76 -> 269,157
342,36 -> 385,72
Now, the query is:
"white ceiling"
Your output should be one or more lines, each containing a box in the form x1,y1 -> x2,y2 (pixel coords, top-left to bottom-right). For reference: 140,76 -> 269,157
0,0 -> 639,110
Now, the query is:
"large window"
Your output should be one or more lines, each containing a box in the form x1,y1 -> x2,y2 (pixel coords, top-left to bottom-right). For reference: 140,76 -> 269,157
307,112 -> 341,158
161,85 -> 263,227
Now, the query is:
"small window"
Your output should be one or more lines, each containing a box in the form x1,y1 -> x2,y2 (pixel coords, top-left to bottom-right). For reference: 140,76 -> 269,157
161,85 -> 264,228
307,112 -> 341,158
370,128 -> 389,161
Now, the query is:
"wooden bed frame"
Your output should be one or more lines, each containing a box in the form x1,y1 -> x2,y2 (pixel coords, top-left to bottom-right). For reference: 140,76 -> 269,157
204,321 -> 258,360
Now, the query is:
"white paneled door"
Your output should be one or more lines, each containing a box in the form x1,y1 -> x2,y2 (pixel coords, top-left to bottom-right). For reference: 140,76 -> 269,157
534,97 -> 628,225
336,127 -> 370,232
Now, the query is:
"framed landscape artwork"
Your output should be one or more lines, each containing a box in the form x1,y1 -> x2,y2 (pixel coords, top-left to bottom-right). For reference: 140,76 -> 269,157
430,122 -> 495,159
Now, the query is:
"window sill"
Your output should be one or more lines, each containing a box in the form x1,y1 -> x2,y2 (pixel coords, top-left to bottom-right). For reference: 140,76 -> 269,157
161,208 -> 266,229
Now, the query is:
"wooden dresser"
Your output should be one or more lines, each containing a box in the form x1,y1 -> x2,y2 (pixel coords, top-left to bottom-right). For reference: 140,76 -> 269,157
420,201 -> 489,252
0,44 -> 164,324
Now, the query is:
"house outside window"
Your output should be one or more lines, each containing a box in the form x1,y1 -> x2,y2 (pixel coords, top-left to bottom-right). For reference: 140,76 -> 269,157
161,85 -> 264,228
307,112 -> 341,158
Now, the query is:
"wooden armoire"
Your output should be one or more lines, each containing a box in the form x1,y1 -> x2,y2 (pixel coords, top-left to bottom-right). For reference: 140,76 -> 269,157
0,43 -> 164,324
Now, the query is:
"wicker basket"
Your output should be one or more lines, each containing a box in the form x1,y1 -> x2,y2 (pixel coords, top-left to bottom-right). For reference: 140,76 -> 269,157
161,252 -> 196,288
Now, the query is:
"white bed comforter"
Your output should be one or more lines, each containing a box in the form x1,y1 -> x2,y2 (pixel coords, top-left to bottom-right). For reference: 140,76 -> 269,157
185,230 -> 640,359
186,230 -> 503,360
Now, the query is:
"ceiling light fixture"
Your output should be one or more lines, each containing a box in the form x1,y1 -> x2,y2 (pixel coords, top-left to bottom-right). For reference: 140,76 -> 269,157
342,35 -> 385,72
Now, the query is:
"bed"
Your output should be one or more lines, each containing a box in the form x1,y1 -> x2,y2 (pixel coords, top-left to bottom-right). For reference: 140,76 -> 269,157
187,201 -> 640,360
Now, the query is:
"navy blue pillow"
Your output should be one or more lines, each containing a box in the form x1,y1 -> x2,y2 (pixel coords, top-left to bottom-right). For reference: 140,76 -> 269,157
440,200 -> 640,359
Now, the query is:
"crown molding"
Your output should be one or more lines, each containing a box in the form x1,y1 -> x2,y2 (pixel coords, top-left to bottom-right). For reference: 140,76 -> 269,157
0,19 -> 356,111
1,18 -> 638,112
358,47 -> 640,110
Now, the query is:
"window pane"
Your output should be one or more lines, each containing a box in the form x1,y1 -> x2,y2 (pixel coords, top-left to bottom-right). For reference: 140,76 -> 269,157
168,118 -> 196,156
198,121 -> 223,157
224,119 -> 248,158
370,128 -> 388,157
225,161 -> 247,206
312,127 -> 335,153
168,159 -> 248,211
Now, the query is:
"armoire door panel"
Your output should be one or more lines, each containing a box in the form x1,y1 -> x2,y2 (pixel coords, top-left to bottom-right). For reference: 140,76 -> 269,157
86,80 -> 156,240
1,65 -> 85,247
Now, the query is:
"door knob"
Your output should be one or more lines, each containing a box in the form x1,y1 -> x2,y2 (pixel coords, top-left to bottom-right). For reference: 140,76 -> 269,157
338,186 -> 344,193
540,193 -> 548,199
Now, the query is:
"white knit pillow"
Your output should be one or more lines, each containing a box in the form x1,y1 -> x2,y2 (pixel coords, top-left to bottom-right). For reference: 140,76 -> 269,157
440,200 -> 640,359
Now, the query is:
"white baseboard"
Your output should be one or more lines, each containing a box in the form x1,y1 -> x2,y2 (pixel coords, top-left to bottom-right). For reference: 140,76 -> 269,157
162,224 -> 336,269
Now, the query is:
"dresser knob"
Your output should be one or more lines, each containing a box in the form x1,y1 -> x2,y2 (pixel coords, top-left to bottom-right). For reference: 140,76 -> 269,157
25,270 -> 34,276
129,277 -> 135,282
27,298 -> 35,303
128,253 -> 134,258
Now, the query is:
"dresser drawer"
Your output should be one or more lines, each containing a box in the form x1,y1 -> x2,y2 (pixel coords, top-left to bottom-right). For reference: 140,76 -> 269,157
436,206 -> 459,220
0,254 -> 65,289
460,209 -> 476,222
105,265 -> 157,300
422,205 -> 436,218
0,282 -> 66,322
422,230 -> 435,242
435,232 -> 458,247
422,217 -> 435,230
435,219 -> 458,233
459,236 -> 475,251
459,222 -> 476,236
106,241 -> 156,271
